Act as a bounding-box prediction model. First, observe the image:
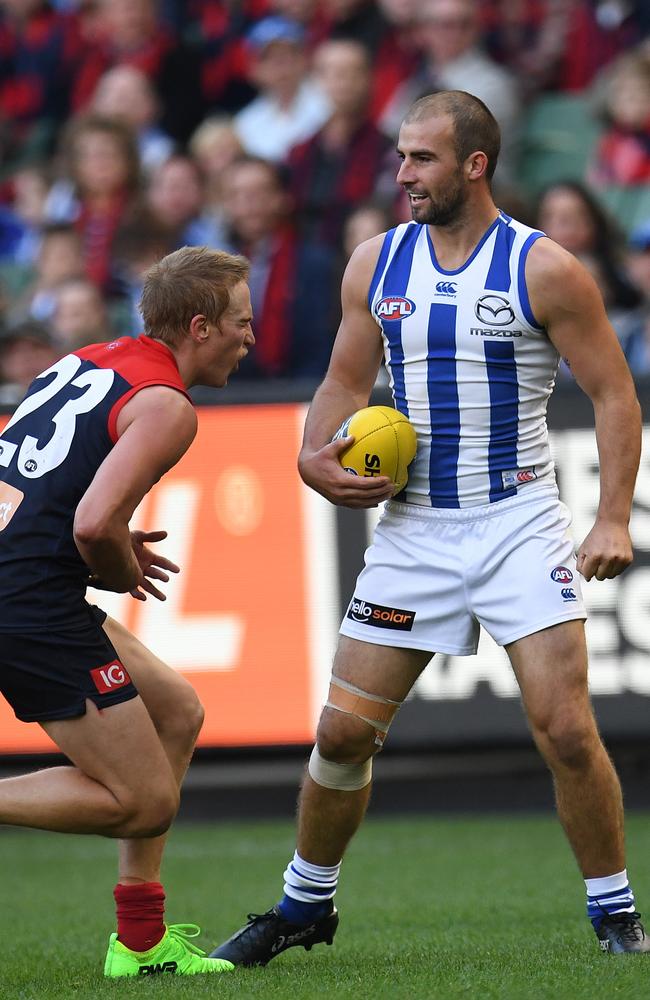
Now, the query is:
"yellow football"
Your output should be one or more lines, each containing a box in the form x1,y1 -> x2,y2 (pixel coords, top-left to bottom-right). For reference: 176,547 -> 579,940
332,405 -> 417,492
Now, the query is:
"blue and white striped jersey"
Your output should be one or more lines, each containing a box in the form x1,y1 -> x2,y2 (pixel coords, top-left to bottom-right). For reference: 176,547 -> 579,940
369,213 -> 560,509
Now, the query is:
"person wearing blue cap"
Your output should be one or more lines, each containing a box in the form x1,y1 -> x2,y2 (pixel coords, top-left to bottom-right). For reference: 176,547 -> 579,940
233,15 -> 331,162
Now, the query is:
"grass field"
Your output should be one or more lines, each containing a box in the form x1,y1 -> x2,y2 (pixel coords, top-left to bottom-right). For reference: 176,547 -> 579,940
4,812 -> 650,999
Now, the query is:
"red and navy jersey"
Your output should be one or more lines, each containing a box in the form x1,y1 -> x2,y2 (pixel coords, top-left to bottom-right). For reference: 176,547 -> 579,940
0,335 -> 190,632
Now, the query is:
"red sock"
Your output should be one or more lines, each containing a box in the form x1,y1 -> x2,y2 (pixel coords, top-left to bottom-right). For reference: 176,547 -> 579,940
114,881 -> 166,953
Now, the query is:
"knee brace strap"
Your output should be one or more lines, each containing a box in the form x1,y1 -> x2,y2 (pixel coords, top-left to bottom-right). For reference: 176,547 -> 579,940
308,746 -> 372,791
326,676 -> 402,747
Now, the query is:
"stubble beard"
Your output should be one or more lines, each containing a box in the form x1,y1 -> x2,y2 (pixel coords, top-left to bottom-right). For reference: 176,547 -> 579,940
411,179 -> 468,227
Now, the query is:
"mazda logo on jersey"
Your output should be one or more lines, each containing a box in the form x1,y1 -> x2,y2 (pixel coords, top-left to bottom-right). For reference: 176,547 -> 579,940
475,294 -> 515,325
375,296 -> 416,320
435,281 -> 457,295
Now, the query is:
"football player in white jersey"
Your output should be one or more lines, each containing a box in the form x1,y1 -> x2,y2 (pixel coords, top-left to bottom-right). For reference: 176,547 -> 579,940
212,91 -> 645,961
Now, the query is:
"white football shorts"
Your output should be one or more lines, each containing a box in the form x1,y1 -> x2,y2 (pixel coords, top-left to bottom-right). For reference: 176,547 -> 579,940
340,486 -> 587,654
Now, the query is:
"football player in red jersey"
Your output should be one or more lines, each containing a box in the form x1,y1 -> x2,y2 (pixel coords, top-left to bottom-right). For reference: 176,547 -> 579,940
0,246 -> 254,977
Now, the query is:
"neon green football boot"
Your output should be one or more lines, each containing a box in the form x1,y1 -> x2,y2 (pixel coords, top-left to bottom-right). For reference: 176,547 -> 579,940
104,923 -> 235,977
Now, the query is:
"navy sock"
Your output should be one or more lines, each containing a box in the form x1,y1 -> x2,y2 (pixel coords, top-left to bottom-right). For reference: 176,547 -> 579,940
585,870 -> 635,929
278,893 -> 332,925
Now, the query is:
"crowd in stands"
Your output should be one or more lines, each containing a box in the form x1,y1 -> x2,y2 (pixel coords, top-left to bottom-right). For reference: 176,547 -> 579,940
0,0 -> 648,401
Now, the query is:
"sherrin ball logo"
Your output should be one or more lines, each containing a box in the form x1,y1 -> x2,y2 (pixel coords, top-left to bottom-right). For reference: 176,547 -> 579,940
375,296 -> 416,321
332,405 -> 417,493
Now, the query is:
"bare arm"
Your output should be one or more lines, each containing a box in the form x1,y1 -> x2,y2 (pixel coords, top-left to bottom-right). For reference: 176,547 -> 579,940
299,236 -> 394,508
527,238 -> 641,581
74,386 -> 197,592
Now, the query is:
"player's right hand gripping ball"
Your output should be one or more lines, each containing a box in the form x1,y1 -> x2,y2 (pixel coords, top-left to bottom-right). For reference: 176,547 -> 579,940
332,405 -> 417,493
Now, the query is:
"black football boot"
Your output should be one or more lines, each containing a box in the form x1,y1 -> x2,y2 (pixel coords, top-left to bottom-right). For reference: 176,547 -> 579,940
597,911 -> 650,953
210,904 -> 339,966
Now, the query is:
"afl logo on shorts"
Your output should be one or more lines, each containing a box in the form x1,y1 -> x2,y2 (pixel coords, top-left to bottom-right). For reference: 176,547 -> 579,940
91,660 -> 132,694
551,566 -> 573,583
375,296 -> 416,321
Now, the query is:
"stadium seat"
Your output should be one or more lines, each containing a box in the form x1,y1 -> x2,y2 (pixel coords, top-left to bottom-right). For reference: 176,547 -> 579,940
519,94 -> 603,196
597,185 -> 650,235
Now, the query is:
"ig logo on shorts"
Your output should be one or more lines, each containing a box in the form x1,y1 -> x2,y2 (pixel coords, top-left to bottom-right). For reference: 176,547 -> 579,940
91,661 -> 131,694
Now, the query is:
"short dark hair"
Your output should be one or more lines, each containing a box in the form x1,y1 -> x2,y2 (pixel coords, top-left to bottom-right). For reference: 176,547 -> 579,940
226,154 -> 290,191
403,90 -> 501,181
140,246 -> 250,346
40,222 -> 81,242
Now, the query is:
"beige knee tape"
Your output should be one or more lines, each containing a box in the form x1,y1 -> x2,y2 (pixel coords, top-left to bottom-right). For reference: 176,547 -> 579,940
308,746 -> 372,791
326,676 -> 402,747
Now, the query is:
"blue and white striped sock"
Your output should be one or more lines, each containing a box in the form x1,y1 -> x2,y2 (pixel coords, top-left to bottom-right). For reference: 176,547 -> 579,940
278,851 -> 341,925
585,869 -> 636,929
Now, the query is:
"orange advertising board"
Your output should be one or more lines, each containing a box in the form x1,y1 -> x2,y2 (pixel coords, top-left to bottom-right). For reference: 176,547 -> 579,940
0,404 -> 340,754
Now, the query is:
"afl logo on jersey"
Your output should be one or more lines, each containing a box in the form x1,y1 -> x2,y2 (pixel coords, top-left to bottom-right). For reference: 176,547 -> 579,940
475,294 -> 515,326
375,296 -> 416,321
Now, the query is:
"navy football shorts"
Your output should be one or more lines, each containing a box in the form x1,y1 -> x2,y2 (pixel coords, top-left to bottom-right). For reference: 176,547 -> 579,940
0,604 -> 139,723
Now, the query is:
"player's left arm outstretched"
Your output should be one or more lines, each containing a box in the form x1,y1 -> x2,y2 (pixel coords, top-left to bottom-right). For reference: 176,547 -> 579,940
527,239 -> 642,582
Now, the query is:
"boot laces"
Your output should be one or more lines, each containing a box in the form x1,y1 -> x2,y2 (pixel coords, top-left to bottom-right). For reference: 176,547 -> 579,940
166,923 -> 208,956
599,909 -> 645,943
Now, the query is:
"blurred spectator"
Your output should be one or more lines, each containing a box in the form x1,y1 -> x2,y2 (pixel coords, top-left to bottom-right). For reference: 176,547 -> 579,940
367,0 -> 421,123
480,0 -> 641,95
145,155 -> 222,249
234,15 -> 331,162
0,201 -> 29,262
320,0 -> 385,50
536,179 -> 641,341
479,0 -> 641,95
10,164 -> 50,260
0,163 -> 49,266
0,0 -> 83,164
554,0 -> 642,93
45,113 -> 142,293
626,221 -> 650,303
112,209 -> 172,336
188,117 -> 244,242
288,38 -> 393,249
73,0 -> 204,144
342,198 -> 395,261
184,1 -> 257,114
50,276 -> 113,351
90,65 -> 175,174
380,0 -> 521,184
8,222 -> 84,324
480,0 -> 575,98
0,318 -> 58,405
220,155 -> 337,380
620,220 -> 650,375
590,50 -> 650,187
267,0 -> 327,48
336,196 -> 395,342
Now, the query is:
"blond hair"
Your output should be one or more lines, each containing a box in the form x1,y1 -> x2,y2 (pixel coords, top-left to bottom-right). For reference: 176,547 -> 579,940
140,246 -> 249,346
